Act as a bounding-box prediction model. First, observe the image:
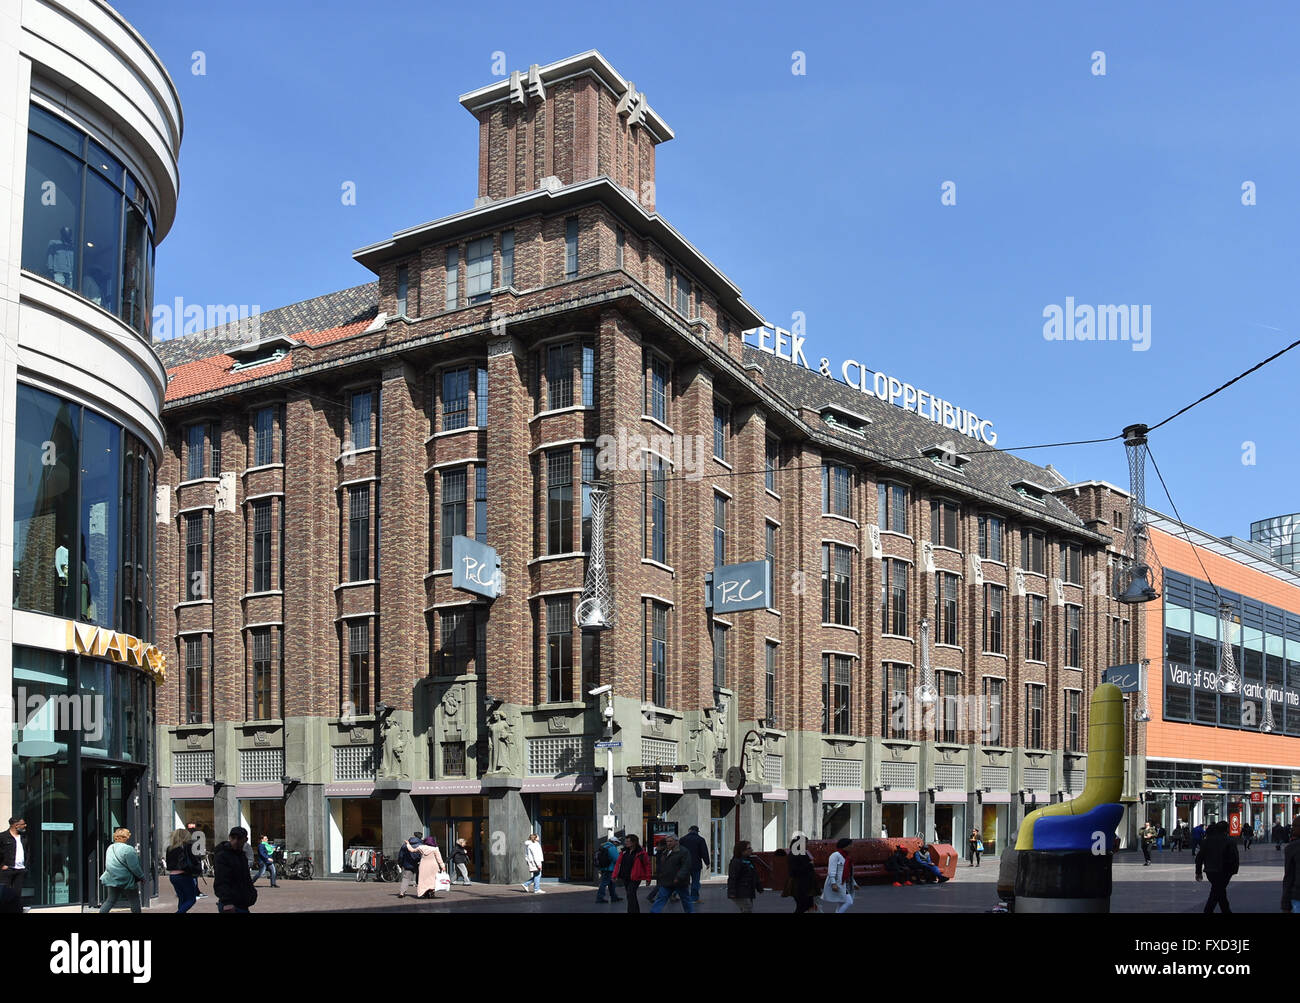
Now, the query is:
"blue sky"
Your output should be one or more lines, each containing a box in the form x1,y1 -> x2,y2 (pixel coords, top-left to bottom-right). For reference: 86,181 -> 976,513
119,0 -> 1300,543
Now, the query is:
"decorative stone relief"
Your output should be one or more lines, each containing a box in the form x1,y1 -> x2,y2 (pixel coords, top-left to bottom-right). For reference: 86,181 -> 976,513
437,685 -> 465,742
1014,568 -> 1027,598
214,471 -> 237,513
688,707 -> 722,778
378,715 -> 410,780
1050,578 -> 1065,607
868,525 -> 883,559
349,726 -> 371,745
253,731 -> 270,747
155,485 -> 171,525
970,553 -> 983,585
922,540 -> 936,573
742,730 -> 765,785
186,732 -> 202,749
547,716 -> 571,734
486,707 -> 519,776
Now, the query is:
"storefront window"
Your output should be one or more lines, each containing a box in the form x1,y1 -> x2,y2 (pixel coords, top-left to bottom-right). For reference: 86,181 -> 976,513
12,384 -> 155,635
21,105 -> 157,336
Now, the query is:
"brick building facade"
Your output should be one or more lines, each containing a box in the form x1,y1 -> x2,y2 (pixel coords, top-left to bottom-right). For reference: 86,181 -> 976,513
153,51 -> 1143,882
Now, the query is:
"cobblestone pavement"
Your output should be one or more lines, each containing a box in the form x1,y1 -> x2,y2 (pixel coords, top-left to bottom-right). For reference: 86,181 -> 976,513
137,846 -> 1293,914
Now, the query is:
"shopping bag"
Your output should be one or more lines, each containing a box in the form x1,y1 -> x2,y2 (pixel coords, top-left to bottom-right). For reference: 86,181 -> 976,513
435,871 -> 451,892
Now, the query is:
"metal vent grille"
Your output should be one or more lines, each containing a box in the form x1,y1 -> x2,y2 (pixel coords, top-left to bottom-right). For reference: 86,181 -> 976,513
174,751 -> 213,785
981,766 -> 1009,790
1023,767 -> 1050,792
880,762 -> 917,788
821,758 -> 863,788
240,748 -> 284,784
934,764 -> 967,790
764,754 -> 783,786
640,738 -> 678,767
334,745 -> 376,782
1065,769 -> 1085,794
527,737 -> 590,776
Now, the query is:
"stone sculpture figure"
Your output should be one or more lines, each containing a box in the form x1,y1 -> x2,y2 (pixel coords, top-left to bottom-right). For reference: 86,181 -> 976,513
743,730 -> 765,786
487,708 -> 516,775
690,708 -> 719,778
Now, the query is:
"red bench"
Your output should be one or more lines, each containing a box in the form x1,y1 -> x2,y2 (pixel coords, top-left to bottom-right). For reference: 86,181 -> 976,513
754,838 -> 959,889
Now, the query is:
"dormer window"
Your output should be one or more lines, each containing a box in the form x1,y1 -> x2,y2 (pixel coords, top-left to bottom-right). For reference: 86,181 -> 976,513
819,405 -> 871,439
229,334 -> 298,371
923,443 -> 971,472
1011,479 -> 1049,504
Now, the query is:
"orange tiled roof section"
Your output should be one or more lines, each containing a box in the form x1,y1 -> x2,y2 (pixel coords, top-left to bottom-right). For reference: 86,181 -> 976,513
163,317 -> 373,403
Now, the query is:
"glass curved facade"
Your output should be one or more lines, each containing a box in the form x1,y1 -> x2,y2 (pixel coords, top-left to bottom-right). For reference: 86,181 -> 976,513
1250,513 -> 1300,572
13,383 -> 156,639
20,104 -> 157,336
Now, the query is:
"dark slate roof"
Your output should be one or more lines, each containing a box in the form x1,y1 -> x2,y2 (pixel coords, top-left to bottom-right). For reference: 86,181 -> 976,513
152,282 -> 379,368
744,345 -> 1090,533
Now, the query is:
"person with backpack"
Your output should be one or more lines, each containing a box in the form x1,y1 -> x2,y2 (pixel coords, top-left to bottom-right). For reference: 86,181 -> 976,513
397,834 -> 422,898
98,827 -> 146,913
594,833 -> 622,903
612,833 -> 652,913
726,840 -> 763,912
1195,820 -> 1240,914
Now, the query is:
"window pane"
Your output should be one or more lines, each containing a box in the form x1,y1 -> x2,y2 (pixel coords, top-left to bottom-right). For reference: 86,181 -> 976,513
476,367 -> 489,426
467,236 -> 492,301
501,230 -> 514,288
351,392 -> 372,449
443,368 -> 470,430
80,410 -> 120,625
565,217 -> 578,277
547,450 -> 573,554
445,247 -> 458,309
81,171 -> 122,314
22,134 -> 82,290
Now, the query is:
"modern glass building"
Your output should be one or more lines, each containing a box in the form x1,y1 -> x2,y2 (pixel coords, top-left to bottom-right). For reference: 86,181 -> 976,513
1251,513 -> 1300,573
1,1 -> 182,908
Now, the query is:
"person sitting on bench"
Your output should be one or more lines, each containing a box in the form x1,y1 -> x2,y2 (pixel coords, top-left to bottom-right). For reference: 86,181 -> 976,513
885,846 -> 915,886
912,844 -> 948,883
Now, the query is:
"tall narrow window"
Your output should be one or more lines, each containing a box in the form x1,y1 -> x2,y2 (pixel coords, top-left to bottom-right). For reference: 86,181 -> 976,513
615,226 -> 625,269
822,543 -> 852,626
713,493 -> 728,566
878,483 -> 908,534
978,515 -> 1004,561
1020,530 -> 1045,573
765,641 -> 778,725
713,622 -> 728,690
765,522 -> 778,605
1066,690 -> 1081,752
935,571 -> 959,646
1026,684 -> 1044,749
645,600 -> 668,706
765,438 -> 779,492
564,217 -> 578,278
348,621 -> 370,715
254,407 -> 275,466
930,499 -> 961,548
984,583 -> 1004,653
185,513 -> 206,600
547,450 -> 573,555
185,636 -> 204,724
445,246 -> 459,309
475,467 -> 488,544
439,610 -> 475,676
832,655 -> 851,735
1028,595 -> 1045,661
476,366 -> 489,426
1060,544 -> 1082,585
442,367 -> 470,431
545,596 -> 574,702
581,341 -> 596,407
645,353 -> 669,422
252,627 -> 273,720
883,661 -> 908,738
645,455 -> 667,563
822,463 -> 852,518
546,342 -> 574,410
676,274 -> 691,315
713,400 -> 729,461
467,236 -> 493,303
1066,605 -> 1082,667
252,499 -> 272,593
186,424 -> 207,481
983,677 -> 1003,745
881,558 -> 908,636
396,264 -> 409,316
501,229 -> 514,288
350,390 -> 373,450
348,485 -> 370,581
440,469 -> 466,569
937,671 -> 959,743
581,446 -> 594,552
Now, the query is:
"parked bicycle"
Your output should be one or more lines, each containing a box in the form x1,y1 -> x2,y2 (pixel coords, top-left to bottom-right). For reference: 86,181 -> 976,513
279,848 -> 314,880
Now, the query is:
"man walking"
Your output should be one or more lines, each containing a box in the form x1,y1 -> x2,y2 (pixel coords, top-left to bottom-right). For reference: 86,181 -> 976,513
1282,821 -> 1300,913
679,824 -> 711,903
253,834 -> 279,887
594,832 -> 621,903
1139,821 -> 1156,866
214,826 -> 258,913
0,818 -> 27,896
450,837 -> 473,886
1195,820 -> 1239,914
649,834 -> 693,913
397,834 -> 422,898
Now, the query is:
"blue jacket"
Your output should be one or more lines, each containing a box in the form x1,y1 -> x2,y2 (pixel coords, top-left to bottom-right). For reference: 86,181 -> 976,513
597,839 -> 621,873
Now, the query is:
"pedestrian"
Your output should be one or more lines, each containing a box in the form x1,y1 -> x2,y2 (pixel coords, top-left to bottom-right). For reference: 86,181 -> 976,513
450,837 -> 473,886
1195,820 -> 1239,914
1139,822 -> 1155,866
649,833 -> 693,913
521,832 -> 545,894
397,834 -> 421,898
98,827 -> 145,914
164,828 -> 202,913
0,817 -> 27,896
1157,825 -> 1167,851
819,837 -> 855,913
968,828 -> 983,867
785,837 -> 818,913
679,823 -> 710,903
1282,820 -> 1300,913
612,833 -> 652,913
1243,822 -> 1253,851
213,826 -> 258,913
594,832 -> 622,903
416,836 -> 446,898
726,840 -> 763,913
1191,821 -> 1205,855
253,834 -> 279,887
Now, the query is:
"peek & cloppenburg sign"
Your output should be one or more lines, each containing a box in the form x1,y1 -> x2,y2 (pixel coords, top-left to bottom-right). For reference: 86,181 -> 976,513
743,325 -> 999,446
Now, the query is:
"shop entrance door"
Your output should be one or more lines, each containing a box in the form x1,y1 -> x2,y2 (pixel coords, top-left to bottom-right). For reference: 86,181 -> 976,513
709,817 -> 726,877
82,767 -> 145,907
539,816 -> 592,881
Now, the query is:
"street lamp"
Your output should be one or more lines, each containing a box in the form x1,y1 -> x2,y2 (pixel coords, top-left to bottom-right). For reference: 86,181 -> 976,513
589,685 -> 615,836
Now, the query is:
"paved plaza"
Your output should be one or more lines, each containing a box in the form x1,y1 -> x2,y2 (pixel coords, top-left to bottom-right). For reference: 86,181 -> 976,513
134,846 -> 1295,914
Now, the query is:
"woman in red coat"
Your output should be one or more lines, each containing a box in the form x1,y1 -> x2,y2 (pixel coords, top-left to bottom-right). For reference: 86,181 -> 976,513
612,834 -> 652,914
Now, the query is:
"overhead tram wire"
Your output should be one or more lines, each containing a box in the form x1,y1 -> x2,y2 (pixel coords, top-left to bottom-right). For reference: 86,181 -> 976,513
1146,443 -> 1220,601
1148,334 -> 1300,434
